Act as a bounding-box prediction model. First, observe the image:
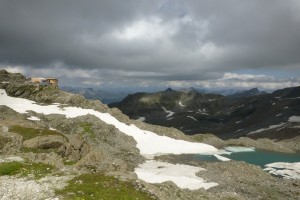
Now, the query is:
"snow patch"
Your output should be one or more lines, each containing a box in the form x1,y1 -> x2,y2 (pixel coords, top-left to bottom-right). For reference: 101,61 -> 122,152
235,121 -> 242,124
247,123 -> 285,135
288,116 -> 300,123
137,117 -> 146,122
235,129 -> 244,132
49,127 -> 56,131
27,116 -> 41,121
264,162 -> 300,179
214,154 -> 230,161
135,160 -> 218,190
197,108 -> 209,115
162,106 -> 175,118
187,116 -> 197,121
179,101 -> 186,107
224,146 -> 255,153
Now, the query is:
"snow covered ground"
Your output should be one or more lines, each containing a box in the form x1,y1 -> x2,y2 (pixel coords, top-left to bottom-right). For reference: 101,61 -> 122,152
264,162 -> 300,179
135,160 -> 218,190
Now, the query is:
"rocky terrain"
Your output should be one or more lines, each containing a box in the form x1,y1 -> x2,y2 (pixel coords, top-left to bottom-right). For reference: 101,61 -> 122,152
0,70 -> 300,200
111,86 -> 300,140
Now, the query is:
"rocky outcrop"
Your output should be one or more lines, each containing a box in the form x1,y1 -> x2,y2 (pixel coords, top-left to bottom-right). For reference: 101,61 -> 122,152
0,126 -> 23,154
0,69 -> 25,83
23,135 -> 66,149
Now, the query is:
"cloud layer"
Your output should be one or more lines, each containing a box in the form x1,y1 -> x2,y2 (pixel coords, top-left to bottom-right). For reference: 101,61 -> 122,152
0,0 -> 300,89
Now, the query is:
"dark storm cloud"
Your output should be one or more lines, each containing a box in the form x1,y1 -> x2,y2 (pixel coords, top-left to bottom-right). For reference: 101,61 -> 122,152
0,0 -> 300,85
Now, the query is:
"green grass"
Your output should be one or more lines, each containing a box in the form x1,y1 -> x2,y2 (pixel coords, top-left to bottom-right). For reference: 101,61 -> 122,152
20,147 -> 51,153
9,125 -> 63,140
80,122 -> 94,135
80,122 -> 96,139
56,173 -> 155,200
0,161 -> 54,179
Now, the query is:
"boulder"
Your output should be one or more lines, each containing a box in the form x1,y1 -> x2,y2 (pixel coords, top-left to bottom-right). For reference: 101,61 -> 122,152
23,135 -> 66,149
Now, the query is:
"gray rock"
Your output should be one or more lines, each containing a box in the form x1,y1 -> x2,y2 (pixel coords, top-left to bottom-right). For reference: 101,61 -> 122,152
23,135 -> 66,149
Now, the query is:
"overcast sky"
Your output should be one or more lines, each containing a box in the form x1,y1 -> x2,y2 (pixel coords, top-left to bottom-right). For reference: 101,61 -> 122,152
1,0 -> 300,91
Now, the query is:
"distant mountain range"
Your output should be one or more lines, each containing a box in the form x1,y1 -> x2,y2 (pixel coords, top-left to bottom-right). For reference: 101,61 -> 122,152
110,87 -> 300,140
60,86 -> 129,104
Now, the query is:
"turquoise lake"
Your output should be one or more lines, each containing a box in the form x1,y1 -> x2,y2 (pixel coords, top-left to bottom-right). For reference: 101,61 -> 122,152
220,150 -> 300,168
192,149 -> 300,168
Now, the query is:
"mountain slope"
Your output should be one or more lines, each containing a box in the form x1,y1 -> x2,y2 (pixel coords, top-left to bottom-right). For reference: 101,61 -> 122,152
111,87 -> 300,140
61,86 -> 130,104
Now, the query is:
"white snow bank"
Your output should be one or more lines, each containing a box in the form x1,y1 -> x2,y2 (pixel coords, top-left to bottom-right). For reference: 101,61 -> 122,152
264,162 -> 300,179
224,146 -> 255,153
0,90 -> 7,96
247,123 -> 285,135
289,116 -> 300,123
214,154 -> 230,161
27,116 -> 41,121
135,160 -> 218,190
0,89 -> 218,156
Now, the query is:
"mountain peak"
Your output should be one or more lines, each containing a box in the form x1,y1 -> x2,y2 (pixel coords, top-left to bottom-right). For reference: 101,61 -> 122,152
165,87 -> 175,92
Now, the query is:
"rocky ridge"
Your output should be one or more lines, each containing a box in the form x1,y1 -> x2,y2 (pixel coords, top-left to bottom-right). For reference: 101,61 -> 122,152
111,86 -> 300,140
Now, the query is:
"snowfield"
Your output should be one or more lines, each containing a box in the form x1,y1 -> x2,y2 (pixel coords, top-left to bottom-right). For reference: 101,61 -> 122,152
264,162 -> 300,179
135,160 -> 218,190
